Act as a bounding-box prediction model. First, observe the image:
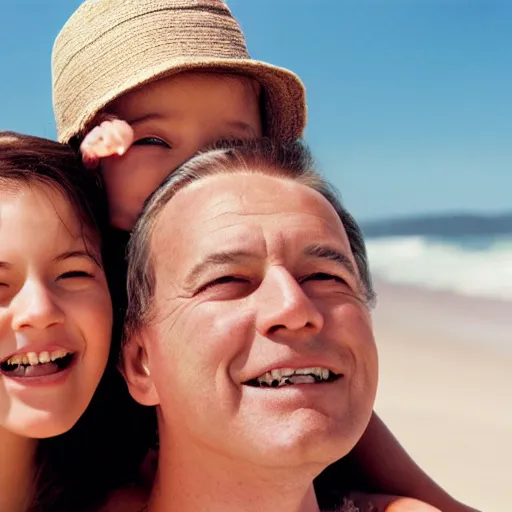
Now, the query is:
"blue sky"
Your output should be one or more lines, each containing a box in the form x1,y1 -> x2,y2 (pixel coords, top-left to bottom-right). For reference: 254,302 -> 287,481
0,0 -> 510,221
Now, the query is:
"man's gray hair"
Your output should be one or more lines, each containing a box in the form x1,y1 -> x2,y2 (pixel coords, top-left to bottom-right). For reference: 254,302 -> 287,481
124,139 -> 376,339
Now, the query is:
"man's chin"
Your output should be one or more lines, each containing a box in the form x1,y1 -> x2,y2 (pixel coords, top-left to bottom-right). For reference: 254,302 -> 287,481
236,417 -> 355,470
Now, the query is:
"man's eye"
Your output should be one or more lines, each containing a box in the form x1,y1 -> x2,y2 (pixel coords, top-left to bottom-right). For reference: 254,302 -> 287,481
133,137 -> 170,148
199,275 -> 249,292
58,271 -> 94,280
300,273 -> 347,285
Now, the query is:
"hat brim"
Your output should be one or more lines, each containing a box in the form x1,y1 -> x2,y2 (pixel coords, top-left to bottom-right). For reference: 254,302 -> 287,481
61,57 -> 306,143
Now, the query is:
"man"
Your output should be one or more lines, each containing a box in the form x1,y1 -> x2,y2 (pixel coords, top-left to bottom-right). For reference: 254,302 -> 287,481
121,141 -> 439,512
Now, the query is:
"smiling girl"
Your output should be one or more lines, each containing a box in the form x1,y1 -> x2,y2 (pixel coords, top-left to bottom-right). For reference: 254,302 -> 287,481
0,132 -> 149,512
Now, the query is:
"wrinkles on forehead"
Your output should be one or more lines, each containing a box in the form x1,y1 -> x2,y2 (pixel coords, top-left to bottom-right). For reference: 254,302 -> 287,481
150,174 -> 362,301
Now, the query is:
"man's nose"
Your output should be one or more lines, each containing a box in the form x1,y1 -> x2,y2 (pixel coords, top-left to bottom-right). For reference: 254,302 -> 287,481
10,280 -> 65,331
254,266 -> 324,338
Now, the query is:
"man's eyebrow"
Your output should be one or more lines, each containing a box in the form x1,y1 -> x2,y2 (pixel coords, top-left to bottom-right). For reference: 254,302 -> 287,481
53,250 -> 102,268
184,250 -> 256,288
303,244 -> 356,277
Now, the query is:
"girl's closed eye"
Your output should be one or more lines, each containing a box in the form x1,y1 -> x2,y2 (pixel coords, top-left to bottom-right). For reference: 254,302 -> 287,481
58,270 -> 95,280
132,136 -> 171,148
57,269 -> 99,291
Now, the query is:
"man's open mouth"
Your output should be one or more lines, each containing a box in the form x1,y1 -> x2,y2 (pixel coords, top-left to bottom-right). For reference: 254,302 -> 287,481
0,350 -> 75,378
244,367 -> 342,388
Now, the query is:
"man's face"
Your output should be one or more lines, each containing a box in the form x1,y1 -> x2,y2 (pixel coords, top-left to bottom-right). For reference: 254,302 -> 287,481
102,72 -> 262,230
128,174 -> 377,469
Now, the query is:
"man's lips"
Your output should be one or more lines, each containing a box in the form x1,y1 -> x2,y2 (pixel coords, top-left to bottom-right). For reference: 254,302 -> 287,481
242,360 -> 344,388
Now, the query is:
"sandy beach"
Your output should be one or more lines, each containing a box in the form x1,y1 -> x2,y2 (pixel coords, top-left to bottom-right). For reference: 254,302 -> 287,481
372,280 -> 512,511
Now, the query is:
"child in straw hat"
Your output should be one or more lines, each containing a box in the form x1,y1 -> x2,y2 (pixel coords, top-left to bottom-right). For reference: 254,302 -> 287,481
53,0 -> 304,231
52,2 -> 476,511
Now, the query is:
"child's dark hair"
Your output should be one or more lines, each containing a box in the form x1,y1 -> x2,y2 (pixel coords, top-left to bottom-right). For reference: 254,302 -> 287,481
0,131 -> 107,240
0,132 -> 154,511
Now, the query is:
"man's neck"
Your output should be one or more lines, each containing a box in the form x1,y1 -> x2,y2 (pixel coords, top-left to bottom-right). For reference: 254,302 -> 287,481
0,428 -> 36,512
148,435 -> 322,512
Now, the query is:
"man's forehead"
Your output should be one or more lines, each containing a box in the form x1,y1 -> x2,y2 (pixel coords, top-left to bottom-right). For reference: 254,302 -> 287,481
151,174 -> 353,272
154,173 -> 343,233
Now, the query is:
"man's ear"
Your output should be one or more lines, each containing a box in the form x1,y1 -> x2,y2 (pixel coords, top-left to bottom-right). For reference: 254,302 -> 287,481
120,329 -> 160,406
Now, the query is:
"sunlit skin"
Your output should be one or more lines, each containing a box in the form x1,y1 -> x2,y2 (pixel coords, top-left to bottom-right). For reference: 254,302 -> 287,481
123,174 -> 378,512
79,74 -> 475,512
81,72 -> 262,230
0,184 -> 112,439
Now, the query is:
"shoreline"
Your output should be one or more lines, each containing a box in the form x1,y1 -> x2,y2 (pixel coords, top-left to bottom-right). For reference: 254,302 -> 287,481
371,279 -> 512,511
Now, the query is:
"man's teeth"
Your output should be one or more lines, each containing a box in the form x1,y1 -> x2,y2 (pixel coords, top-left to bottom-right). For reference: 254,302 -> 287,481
5,350 -> 71,367
256,367 -> 332,387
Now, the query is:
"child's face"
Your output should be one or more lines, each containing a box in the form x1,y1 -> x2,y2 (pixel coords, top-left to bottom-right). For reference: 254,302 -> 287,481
0,184 -> 112,439
103,72 -> 262,230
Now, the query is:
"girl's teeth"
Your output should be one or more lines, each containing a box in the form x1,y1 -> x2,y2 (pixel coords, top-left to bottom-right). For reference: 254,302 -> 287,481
50,350 -> 68,361
27,352 -> 39,365
8,354 -> 23,365
39,352 -> 51,364
5,350 -> 72,366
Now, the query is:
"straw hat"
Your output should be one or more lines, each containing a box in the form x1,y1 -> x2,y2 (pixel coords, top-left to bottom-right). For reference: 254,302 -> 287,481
52,0 -> 307,143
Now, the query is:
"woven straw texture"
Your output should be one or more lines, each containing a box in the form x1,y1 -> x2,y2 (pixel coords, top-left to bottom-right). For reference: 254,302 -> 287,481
52,0 -> 307,143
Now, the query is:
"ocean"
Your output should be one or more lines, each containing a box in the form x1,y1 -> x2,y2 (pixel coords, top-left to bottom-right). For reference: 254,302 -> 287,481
365,234 -> 512,301
361,213 -> 512,302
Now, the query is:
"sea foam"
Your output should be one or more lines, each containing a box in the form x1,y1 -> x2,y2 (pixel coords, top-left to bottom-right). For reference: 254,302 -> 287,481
366,235 -> 512,301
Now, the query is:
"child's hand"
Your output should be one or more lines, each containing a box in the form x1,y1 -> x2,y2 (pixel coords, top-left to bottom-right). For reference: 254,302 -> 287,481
80,119 -> 134,169
384,498 -> 441,511
345,493 -> 443,512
